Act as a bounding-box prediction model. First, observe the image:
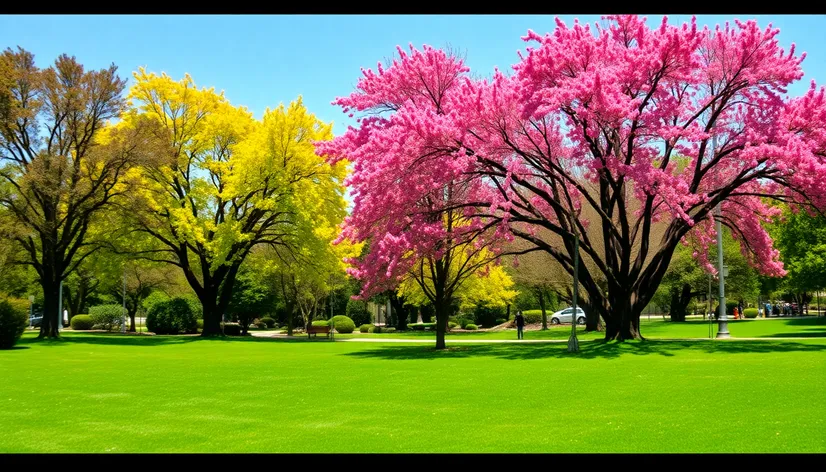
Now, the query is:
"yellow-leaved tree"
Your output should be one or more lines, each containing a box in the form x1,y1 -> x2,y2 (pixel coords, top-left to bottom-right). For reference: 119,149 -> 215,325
122,69 -> 347,335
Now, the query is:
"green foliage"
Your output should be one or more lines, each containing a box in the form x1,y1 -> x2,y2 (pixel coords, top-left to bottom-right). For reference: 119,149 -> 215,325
472,304 -> 506,327
448,321 -> 458,330
228,264 -> 275,322
261,317 -> 276,328
359,324 -> 373,333
521,310 -> 544,324
196,319 -> 204,331
494,318 -> 506,325
453,315 -> 473,329
369,326 -> 397,334
345,298 -> 371,327
255,321 -> 267,329
465,323 -> 478,330
311,320 -> 329,327
222,323 -> 242,336
70,315 -> 94,331
410,322 -> 437,331
331,315 -> 355,334
142,291 -> 170,316
89,304 -> 124,331
146,298 -> 198,335
0,296 -> 28,349
772,207 -> 826,295
743,308 -> 759,319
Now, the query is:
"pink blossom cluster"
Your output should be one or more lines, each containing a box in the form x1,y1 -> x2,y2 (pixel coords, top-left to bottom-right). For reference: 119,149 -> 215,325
316,15 -> 826,298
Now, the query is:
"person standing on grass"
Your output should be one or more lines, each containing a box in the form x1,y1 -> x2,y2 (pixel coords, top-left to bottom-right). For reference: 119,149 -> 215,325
515,311 -> 525,340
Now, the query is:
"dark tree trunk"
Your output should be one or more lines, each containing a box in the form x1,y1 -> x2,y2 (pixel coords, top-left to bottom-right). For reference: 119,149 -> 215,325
39,276 -> 61,338
200,292 -> 223,336
390,294 -> 408,330
603,294 -> 643,341
286,301 -> 295,336
538,291 -> 547,330
435,300 -> 450,350
670,283 -> 693,322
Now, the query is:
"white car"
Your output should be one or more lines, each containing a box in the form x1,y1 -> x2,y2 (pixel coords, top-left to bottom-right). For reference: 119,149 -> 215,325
550,307 -> 586,325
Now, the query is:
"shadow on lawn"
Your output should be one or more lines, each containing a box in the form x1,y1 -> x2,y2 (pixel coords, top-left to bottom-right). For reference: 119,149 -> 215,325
342,339 -> 826,361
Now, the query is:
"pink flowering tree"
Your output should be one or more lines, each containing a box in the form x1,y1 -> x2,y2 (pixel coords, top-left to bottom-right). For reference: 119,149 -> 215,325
318,15 -> 826,342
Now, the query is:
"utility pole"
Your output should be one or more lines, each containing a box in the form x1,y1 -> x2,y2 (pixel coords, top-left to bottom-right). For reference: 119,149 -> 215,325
568,233 -> 580,353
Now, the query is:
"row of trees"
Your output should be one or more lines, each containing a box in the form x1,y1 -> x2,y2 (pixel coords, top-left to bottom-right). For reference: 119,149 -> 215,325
0,47 -> 353,338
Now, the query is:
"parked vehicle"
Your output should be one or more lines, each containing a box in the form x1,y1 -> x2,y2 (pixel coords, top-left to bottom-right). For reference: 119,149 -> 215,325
550,307 -> 586,325
29,312 -> 43,328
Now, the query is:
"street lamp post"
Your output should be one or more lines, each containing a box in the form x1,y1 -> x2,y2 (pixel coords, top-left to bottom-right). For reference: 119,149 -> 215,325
568,233 -> 580,353
714,203 -> 730,338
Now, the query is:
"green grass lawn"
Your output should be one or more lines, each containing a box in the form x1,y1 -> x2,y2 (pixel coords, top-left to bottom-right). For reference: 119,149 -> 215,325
2,328 -> 825,452
334,317 -> 826,341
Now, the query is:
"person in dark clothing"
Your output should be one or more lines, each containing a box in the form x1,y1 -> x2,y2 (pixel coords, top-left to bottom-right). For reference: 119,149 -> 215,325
515,311 -> 525,340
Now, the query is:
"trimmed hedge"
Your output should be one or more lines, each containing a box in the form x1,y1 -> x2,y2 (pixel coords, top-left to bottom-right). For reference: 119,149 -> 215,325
410,322 -> 437,331
465,323 -> 479,330
448,321 -> 458,330
70,314 -> 94,331
311,320 -> 329,327
89,304 -> 124,331
359,324 -> 373,333
261,317 -> 276,328
0,297 -> 28,349
453,316 -> 473,329
521,310 -> 545,324
743,308 -> 759,319
146,298 -> 198,335
370,326 -> 397,334
223,323 -> 242,336
345,299 -> 372,327
331,315 -> 355,334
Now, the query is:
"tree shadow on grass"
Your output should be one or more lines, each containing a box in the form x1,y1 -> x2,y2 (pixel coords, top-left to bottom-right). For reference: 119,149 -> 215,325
341,339 -> 826,361
0,345 -> 30,351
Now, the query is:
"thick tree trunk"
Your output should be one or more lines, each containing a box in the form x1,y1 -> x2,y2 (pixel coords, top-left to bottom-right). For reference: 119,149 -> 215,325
200,293 -> 223,336
669,284 -> 692,322
603,295 -> 643,341
129,311 -> 136,332
286,301 -> 295,336
39,278 -> 61,338
434,301 -> 450,350
539,291 -> 547,330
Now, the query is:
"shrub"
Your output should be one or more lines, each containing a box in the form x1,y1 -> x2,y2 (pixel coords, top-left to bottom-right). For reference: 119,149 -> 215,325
465,323 -> 479,330
472,305 -> 506,327
382,327 -> 396,333
70,315 -> 94,331
223,323 -> 242,336
448,321 -> 458,330
522,310 -> 544,324
196,319 -> 204,331
311,320 -> 329,327
359,324 -> 373,333
261,316 -> 276,328
89,304 -> 124,331
0,297 -> 29,349
345,299 -> 372,327
146,298 -> 198,335
454,316 -> 472,329
410,323 -> 425,331
743,308 -> 759,319
141,291 -> 170,315
255,321 -> 267,329
494,318 -> 506,325
422,322 -> 436,330
331,315 -> 355,334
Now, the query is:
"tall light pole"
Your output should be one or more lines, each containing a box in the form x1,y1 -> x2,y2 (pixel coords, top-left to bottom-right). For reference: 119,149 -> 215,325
568,233 -> 580,353
713,133 -> 730,339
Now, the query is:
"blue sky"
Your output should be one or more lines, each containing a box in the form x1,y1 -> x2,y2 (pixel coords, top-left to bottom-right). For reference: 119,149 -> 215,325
1,15 -> 825,136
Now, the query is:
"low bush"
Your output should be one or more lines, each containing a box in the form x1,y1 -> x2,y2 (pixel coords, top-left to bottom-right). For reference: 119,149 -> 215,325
465,323 -> 479,330
522,310 -> 545,324
196,319 -> 204,331
743,308 -> 759,319
255,321 -> 267,329
311,320 -> 329,327
0,297 -> 29,349
223,323 -> 242,336
261,316 -> 276,328
472,305 -> 506,327
382,327 -> 396,333
453,316 -> 473,329
331,315 -> 356,334
410,323 -> 424,331
146,298 -> 198,335
359,324 -> 373,333
448,321 -> 458,330
70,315 -> 94,331
423,322 -> 436,330
89,304 -> 124,331
494,318 -> 506,325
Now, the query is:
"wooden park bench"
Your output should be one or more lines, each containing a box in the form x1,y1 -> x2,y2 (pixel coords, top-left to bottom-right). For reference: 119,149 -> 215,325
307,324 -> 332,340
